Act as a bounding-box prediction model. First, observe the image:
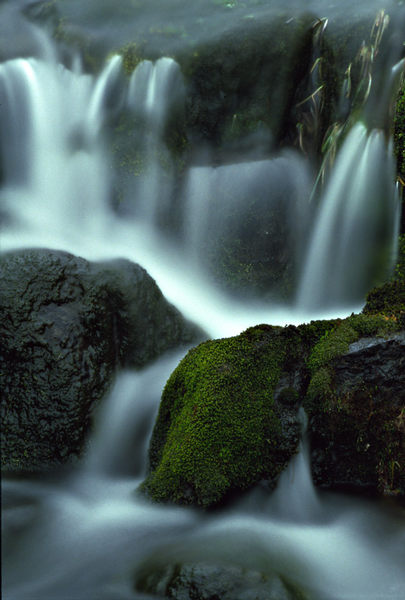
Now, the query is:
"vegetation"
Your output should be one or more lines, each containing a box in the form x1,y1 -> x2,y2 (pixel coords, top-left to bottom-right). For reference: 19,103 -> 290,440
142,325 -> 304,507
117,42 -> 144,75
304,278 -> 404,497
394,80 -> 405,187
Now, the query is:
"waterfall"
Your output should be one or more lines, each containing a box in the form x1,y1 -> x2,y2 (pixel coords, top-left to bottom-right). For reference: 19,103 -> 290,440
296,123 -> 400,311
0,52 -> 121,245
1,43 -> 400,318
124,58 -> 184,224
182,152 -> 311,276
267,408 -> 321,522
2,3 -> 405,600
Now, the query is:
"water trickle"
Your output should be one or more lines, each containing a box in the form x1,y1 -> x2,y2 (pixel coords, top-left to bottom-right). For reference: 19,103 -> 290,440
126,58 -> 184,223
268,408 -> 321,522
84,353 -> 185,478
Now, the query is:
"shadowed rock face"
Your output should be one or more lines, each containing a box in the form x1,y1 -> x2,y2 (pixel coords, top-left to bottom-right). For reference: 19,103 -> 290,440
0,248 -> 204,473
136,561 -> 308,600
308,331 -> 405,496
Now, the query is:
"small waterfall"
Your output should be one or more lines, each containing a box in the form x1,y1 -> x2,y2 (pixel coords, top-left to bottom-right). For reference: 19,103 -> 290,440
182,151 -> 312,292
0,52 -> 122,245
2,13 -> 405,599
84,352 -> 184,478
126,58 -> 184,224
268,408 -> 321,522
296,122 -> 400,311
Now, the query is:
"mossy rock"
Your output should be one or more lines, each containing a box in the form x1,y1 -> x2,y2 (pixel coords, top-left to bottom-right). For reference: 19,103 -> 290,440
142,324 -> 310,507
304,313 -> 404,498
136,561 -> 309,600
143,302 -> 404,507
394,81 -> 405,188
363,236 -> 405,326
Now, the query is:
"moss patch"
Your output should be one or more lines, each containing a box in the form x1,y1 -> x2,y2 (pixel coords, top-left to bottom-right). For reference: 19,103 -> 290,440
142,299 -> 403,507
142,325 -> 306,507
363,238 -> 405,326
304,310 -> 404,497
394,80 -> 405,186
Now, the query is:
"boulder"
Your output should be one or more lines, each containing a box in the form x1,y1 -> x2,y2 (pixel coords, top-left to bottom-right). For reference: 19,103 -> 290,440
142,324 -> 310,508
135,561 -> 309,600
305,330 -> 405,497
142,298 -> 404,506
304,264 -> 405,497
0,248 -> 203,473
304,257 -> 405,498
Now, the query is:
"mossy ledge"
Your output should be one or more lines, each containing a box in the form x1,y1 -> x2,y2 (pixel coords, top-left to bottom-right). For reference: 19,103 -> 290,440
141,275 -> 404,508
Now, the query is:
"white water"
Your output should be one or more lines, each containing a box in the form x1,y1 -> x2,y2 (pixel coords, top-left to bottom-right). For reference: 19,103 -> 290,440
0,48 -> 357,336
3,357 -> 405,600
297,123 -> 400,311
1,25 -> 405,600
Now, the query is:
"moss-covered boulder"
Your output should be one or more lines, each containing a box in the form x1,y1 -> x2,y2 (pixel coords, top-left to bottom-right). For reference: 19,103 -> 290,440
142,324 -> 311,507
143,271 -> 404,506
0,248 -> 203,473
304,267 -> 405,497
305,317 -> 404,498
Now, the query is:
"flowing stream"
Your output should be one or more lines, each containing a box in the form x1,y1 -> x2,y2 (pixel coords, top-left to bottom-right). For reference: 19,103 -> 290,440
1,3 -> 405,599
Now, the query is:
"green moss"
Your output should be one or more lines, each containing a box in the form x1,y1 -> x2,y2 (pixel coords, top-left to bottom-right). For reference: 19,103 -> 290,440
303,301 -> 404,497
142,325 -> 300,507
118,42 -> 144,76
307,321 -> 357,373
307,313 -> 400,375
142,274 -> 404,507
306,367 -> 333,408
394,80 -> 405,185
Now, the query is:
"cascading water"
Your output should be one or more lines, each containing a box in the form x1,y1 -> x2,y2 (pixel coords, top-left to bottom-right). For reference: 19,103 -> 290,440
296,122 -> 400,311
0,50 -> 121,247
2,3 -> 405,600
126,57 -> 183,224
182,152 -> 311,274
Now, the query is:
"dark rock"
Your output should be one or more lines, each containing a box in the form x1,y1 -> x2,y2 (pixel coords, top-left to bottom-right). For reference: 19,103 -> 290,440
306,330 -> 405,497
135,561 -> 309,600
0,248 -> 203,473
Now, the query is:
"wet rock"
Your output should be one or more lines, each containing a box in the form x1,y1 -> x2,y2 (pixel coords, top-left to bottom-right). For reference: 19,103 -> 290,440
142,324 -> 308,508
0,248 -> 203,473
135,562 -> 309,600
306,330 -> 405,497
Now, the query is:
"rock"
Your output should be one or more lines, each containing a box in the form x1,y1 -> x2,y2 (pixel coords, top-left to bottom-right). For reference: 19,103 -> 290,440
0,248 -> 203,473
303,271 -> 405,498
135,562 -> 309,600
141,324 -> 310,508
142,298 -> 404,506
305,328 -> 405,498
